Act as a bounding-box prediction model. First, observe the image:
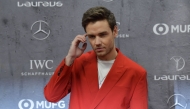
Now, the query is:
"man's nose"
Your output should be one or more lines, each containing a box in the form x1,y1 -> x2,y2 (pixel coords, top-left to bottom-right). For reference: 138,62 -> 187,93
95,37 -> 101,45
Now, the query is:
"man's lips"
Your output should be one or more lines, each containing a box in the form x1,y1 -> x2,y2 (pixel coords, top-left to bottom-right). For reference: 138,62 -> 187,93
95,48 -> 104,52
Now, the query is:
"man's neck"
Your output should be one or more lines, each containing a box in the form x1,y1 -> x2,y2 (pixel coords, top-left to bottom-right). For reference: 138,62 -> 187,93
98,48 -> 118,61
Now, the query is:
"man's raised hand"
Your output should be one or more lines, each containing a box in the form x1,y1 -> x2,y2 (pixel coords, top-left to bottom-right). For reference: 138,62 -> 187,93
65,35 -> 87,66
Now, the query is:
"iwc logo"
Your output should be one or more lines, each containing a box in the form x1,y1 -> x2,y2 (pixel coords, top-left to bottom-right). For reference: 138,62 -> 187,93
21,60 -> 54,76
31,20 -> 50,40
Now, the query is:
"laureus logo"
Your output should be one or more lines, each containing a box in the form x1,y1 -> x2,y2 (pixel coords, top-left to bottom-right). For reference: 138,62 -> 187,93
170,56 -> 185,71
154,56 -> 190,81
17,1 -> 63,7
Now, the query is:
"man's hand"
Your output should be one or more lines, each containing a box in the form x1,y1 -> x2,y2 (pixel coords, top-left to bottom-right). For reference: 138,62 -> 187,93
65,35 -> 87,66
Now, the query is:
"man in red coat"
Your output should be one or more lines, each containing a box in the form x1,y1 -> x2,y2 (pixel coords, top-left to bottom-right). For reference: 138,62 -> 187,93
44,6 -> 148,109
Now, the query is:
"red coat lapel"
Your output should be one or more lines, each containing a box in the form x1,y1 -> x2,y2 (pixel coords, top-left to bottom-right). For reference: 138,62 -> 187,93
83,51 -> 99,99
88,49 -> 126,109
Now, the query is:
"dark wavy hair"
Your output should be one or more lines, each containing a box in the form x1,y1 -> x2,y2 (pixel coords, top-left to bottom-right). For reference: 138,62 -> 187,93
82,6 -> 116,32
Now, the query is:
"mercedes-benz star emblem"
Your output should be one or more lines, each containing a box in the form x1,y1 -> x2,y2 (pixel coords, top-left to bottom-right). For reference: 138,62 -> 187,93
170,56 -> 185,71
167,94 -> 187,109
31,20 -> 50,40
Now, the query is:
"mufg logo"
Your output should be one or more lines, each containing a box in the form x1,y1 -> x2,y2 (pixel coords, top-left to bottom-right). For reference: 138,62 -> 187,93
18,99 -> 65,109
153,23 -> 190,35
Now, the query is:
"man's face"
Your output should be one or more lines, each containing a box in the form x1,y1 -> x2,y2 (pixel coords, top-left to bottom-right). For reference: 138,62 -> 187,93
86,19 -> 118,59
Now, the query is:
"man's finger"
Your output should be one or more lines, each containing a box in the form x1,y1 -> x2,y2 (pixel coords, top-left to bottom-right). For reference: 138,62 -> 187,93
77,35 -> 86,43
81,43 -> 87,51
84,34 -> 88,37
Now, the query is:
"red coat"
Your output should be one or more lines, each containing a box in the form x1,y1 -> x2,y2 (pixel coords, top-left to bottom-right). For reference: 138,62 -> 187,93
44,49 -> 148,109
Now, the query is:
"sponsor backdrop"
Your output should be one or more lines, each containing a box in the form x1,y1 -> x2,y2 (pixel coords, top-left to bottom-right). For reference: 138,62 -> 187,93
0,0 -> 190,109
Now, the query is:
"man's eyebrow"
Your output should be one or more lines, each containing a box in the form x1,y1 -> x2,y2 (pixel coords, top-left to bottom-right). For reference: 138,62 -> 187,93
98,31 -> 108,34
86,34 -> 94,36
86,31 -> 108,36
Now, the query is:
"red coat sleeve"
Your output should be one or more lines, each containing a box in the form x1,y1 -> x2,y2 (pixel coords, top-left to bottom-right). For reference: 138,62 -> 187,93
44,59 -> 73,102
129,71 -> 148,109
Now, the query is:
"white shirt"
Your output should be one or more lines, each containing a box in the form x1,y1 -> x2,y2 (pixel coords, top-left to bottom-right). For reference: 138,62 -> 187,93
97,58 -> 115,88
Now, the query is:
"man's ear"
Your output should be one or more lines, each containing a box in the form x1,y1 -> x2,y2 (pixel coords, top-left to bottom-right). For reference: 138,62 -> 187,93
113,25 -> 118,38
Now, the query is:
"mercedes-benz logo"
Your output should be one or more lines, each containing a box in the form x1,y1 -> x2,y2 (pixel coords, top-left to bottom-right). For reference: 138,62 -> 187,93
31,20 -> 50,40
116,22 -> 120,32
170,56 -> 185,71
167,94 -> 187,109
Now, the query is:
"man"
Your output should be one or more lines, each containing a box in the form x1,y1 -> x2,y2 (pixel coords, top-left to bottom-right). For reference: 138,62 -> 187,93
44,6 -> 148,109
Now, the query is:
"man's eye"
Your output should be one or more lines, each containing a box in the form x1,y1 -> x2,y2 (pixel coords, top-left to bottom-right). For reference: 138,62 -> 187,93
100,34 -> 106,37
88,35 -> 95,39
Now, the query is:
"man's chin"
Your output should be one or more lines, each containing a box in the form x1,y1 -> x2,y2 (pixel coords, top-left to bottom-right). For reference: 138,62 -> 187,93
95,52 -> 106,57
